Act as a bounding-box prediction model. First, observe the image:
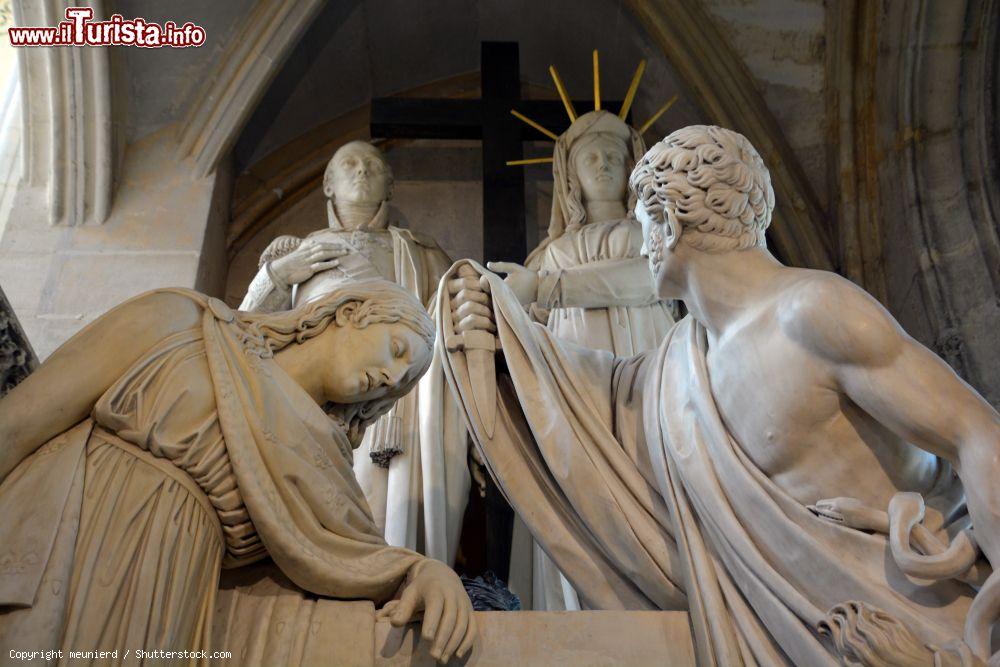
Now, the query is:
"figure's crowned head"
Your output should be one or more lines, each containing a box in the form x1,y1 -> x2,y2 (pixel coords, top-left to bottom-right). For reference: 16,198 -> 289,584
323,140 -> 394,206
630,125 -> 774,258
554,110 -> 645,233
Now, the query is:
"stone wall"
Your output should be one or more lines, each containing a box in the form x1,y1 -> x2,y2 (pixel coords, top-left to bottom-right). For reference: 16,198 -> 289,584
0,125 -> 231,359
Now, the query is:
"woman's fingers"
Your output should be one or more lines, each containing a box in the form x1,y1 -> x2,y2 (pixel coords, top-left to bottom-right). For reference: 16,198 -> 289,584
439,599 -> 469,663
456,612 -> 476,659
420,592 -> 444,644
431,597 -> 458,662
389,585 -> 420,627
375,600 -> 399,621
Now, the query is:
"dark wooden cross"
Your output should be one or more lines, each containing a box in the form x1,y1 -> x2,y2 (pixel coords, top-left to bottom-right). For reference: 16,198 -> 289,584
370,41 -> 624,582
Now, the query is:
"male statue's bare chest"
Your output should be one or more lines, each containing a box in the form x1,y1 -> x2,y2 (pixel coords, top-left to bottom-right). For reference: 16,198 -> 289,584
705,328 -> 840,476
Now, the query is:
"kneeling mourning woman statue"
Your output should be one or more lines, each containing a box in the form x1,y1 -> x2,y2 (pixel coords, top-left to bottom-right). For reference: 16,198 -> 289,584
0,281 -> 473,664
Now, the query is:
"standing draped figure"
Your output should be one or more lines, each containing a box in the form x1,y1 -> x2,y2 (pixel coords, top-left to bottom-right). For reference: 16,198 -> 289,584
240,141 -> 469,565
488,111 -> 675,609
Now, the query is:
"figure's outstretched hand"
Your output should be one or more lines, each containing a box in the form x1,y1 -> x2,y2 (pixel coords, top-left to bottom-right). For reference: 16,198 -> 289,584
270,239 -> 350,286
448,270 -> 495,334
377,559 -> 476,664
487,261 -> 538,307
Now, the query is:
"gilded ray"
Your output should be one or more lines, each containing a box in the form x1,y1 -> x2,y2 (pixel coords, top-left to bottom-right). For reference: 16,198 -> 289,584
510,109 -> 560,141
548,65 -> 577,122
619,59 -> 646,120
592,49 -> 601,111
639,94 -> 678,134
506,157 -> 555,166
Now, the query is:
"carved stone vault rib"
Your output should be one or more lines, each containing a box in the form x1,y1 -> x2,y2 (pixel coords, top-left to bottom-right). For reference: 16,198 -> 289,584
175,0 -> 326,179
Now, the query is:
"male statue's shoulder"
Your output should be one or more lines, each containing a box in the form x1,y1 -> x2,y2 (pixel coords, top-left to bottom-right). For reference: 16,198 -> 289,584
776,269 -> 903,366
258,234 -> 304,268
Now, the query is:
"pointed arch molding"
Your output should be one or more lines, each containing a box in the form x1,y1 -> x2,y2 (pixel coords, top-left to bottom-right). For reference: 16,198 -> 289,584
624,0 -> 834,270
14,0 -> 113,226
175,0 -> 326,179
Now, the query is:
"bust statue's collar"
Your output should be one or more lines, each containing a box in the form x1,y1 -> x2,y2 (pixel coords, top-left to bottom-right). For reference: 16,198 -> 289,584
326,199 -> 390,231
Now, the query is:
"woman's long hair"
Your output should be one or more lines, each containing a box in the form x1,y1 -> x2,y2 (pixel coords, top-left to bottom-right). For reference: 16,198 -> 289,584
237,279 -> 435,446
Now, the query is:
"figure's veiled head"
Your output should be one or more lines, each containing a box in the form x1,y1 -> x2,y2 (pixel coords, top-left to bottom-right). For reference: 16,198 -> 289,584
551,111 -> 646,231
323,140 -> 393,206
630,125 -> 774,296
239,279 -> 433,447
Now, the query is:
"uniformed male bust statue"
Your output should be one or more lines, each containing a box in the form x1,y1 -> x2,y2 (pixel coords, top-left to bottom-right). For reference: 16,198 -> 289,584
240,140 -> 469,565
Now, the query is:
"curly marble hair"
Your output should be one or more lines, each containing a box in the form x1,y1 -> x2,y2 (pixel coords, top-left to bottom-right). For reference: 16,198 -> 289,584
322,140 -> 394,201
629,125 -> 774,252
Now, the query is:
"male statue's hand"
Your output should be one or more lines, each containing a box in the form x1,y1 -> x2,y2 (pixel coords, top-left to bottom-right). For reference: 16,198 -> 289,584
377,559 -> 476,664
447,272 -> 495,334
269,239 -> 350,287
487,261 -> 538,307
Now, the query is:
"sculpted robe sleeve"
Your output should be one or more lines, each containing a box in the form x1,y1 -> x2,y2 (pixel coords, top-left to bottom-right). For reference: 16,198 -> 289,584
536,257 -> 660,309
239,236 -> 302,313
436,260 -> 686,611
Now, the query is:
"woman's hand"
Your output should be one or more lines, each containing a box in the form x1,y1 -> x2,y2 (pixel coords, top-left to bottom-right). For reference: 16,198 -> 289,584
376,559 -> 476,663
487,261 -> 538,307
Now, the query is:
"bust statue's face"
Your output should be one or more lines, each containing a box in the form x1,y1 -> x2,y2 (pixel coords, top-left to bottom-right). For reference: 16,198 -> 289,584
321,321 -> 430,404
573,134 -> 628,205
325,143 -> 391,206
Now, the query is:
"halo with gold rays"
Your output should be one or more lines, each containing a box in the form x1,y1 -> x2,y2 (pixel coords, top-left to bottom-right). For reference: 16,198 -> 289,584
505,50 -> 678,167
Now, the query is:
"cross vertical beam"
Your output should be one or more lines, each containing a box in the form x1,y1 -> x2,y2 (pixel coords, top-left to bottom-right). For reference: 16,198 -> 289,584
480,42 -> 526,265
479,42 -> 521,581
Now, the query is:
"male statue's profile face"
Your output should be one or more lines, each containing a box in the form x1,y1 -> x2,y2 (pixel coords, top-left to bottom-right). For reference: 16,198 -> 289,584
327,144 -> 391,206
636,198 -> 683,299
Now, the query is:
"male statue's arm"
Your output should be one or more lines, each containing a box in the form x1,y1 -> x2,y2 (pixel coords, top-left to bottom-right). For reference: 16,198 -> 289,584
0,291 -> 203,481
240,261 -> 295,312
786,276 -> 1000,568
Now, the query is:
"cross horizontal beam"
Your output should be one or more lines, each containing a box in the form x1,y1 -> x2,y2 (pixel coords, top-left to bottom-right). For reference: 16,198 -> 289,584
370,98 -> 628,141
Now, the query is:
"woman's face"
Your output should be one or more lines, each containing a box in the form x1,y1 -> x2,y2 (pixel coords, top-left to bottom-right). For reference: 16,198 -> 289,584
322,322 -> 430,404
573,134 -> 628,204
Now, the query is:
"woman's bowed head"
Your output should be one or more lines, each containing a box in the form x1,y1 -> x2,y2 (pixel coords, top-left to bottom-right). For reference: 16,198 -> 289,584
244,279 -> 436,445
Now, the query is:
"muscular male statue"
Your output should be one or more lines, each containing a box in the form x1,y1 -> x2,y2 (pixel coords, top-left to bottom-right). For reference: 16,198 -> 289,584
241,141 -> 469,565
442,125 -> 1000,665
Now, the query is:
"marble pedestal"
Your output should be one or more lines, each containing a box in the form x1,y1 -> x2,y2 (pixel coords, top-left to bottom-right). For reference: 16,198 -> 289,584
216,564 -> 693,666
376,610 -> 695,667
